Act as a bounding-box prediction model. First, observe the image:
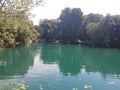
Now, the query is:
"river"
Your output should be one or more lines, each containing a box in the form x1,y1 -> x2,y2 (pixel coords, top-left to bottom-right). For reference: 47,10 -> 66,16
0,44 -> 120,90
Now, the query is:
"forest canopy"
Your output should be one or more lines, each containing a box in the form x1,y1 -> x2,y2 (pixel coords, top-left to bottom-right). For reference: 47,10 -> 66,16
36,7 -> 120,48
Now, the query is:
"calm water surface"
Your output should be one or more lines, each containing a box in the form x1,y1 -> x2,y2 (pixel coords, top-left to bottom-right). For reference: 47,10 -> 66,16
0,44 -> 120,90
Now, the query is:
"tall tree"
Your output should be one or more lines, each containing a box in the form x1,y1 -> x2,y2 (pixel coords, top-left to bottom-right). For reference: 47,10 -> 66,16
59,7 -> 83,43
81,13 -> 103,41
109,15 -> 120,47
38,19 -> 58,42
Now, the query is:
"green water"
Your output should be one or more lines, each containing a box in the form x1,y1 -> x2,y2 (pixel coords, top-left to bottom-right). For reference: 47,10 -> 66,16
0,44 -> 120,90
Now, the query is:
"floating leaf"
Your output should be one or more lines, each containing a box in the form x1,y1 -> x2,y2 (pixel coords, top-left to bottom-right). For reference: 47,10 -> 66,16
108,81 -> 115,85
84,85 -> 92,89
72,88 -> 78,90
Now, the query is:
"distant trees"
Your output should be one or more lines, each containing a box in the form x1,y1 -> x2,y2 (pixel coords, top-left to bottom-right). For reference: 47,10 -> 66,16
97,15 -> 120,47
37,8 -> 83,43
58,8 -> 83,43
110,16 -> 120,47
36,7 -> 120,48
85,15 -> 120,47
81,13 -> 103,41
36,19 -> 59,42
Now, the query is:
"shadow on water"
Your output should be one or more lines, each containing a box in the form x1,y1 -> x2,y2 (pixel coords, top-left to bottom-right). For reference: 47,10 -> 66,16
40,44 -> 120,78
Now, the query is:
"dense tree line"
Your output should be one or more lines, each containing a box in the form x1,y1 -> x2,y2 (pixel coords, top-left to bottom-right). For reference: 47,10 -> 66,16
0,0 -> 43,49
36,7 -> 120,48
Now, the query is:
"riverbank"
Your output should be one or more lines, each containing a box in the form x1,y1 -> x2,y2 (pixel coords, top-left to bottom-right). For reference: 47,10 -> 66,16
0,40 -> 120,51
37,40 -> 120,49
0,48 -> 4,51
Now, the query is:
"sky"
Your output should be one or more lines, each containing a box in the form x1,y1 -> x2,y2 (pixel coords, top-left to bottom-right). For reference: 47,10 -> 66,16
31,0 -> 120,25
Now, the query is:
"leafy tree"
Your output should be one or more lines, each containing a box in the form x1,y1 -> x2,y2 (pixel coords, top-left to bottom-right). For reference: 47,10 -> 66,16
84,13 -> 103,24
58,7 -> 83,43
38,19 -> 59,42
95,15 -> 113,46
0,0 -> 43,12
86,22 -> 100,43
0,12 -> 38,48
0,0 -> 43,48
109,15 -> 120,47
82,13 -> 103,41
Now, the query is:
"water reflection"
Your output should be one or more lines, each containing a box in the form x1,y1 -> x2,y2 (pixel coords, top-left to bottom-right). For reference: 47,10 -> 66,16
0,45 -> 37,79
0,44 -> 120,79
40,44 -> 120,77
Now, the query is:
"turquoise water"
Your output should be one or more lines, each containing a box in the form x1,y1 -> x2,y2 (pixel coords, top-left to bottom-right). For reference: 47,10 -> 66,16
0,44 -> 120,90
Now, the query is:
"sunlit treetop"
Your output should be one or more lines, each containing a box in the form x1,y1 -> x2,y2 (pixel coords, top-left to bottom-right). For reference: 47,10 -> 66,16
0,0 -> 43,12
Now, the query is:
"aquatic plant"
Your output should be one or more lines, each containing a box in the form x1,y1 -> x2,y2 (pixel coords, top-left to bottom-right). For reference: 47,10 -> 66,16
0,81 -> 26,90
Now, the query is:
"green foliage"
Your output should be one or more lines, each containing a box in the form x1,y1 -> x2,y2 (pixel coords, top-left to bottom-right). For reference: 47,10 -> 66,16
58,7 -> 83,43
0,0 -> 43,12
0,11 -> 38,48
37,7 -> 83,43
86,22 -> 100,41
37,19 -> 59,42
36,7 -> 120,48
0,0 -> 43,49
96,15 -> 120,47
0,13 -> 17,48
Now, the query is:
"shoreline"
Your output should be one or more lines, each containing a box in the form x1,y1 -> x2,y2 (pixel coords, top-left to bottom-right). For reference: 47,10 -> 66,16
36,41 -> 120,49
0,42 -> 120,51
